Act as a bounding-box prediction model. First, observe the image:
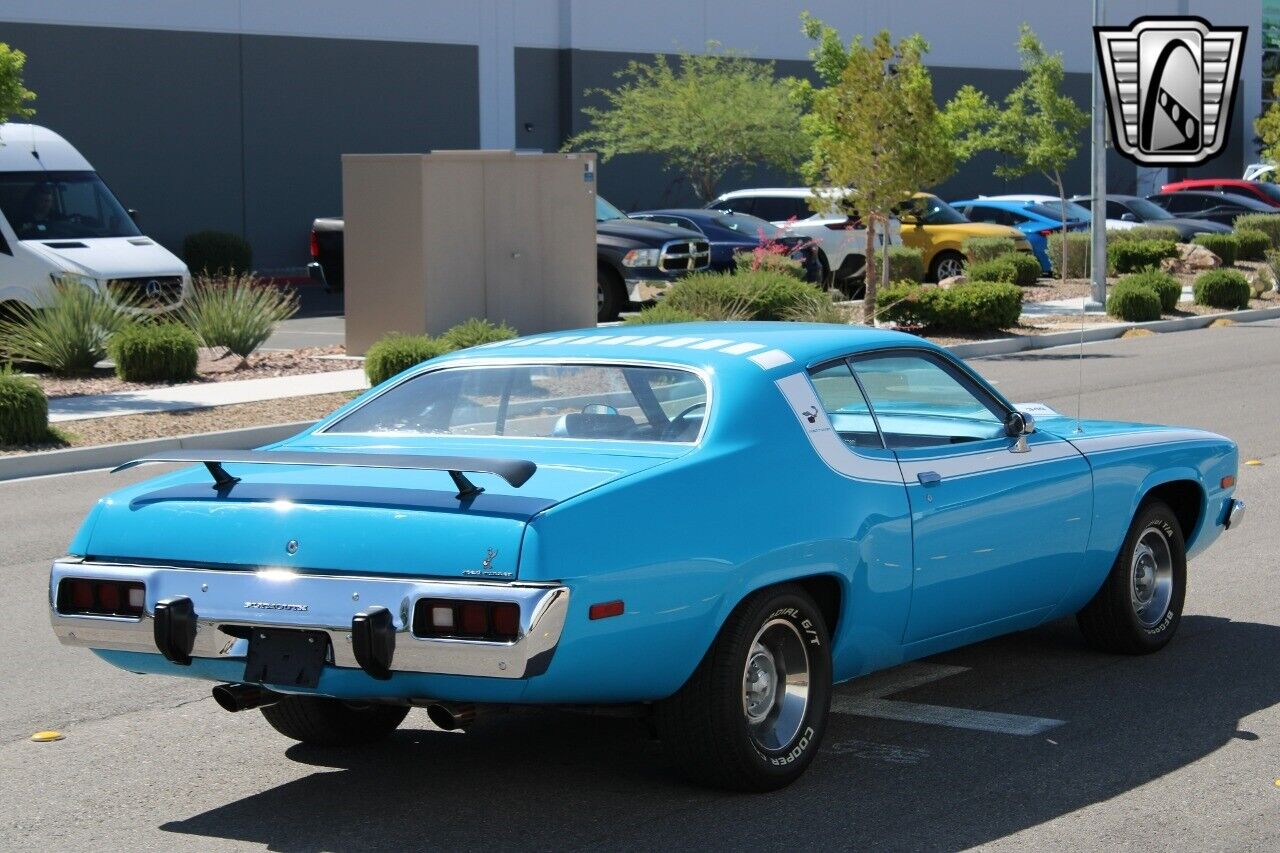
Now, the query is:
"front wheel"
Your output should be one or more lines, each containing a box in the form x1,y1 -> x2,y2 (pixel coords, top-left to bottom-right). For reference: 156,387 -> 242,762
597,267 -> 626,322
1077,500 -> 1187,654
655,584 -> 832,791
260,695 -> 409,746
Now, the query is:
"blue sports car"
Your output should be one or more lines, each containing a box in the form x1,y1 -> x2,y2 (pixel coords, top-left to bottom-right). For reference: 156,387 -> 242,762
629,208 -> 820,280
951,198 -> 1090,273
50,324 -> 1242,791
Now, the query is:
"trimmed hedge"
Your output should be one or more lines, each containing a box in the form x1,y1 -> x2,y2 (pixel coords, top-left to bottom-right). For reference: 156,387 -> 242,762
439,318 -> 517,351
364,333 -> 452,386
625,304 -> 701,325
182,230 -> 253,275
0,367 -> 48,445
1232,213 -> 1280,248
1107,239 -> 1178,274
966,258 -> 1019,284
877,281 -> 1022,333
1117,269 -> 1182,313
1193,269 -> 1251,309
108,323 -> 199,382
1106,279 -> 1162,322
962,236 -> 1016,265
996,252 -> 1041,285
663,270 -> 822,321
1047,232 -> 1091,278
1109,225 -> 1182,243
1192,233 -> 1238,266
1233,229 -> 1270,262
885,246 -> 925,283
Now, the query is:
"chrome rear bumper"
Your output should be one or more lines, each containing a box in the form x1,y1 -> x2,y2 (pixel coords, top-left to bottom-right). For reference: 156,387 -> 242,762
48,559 -> 569,679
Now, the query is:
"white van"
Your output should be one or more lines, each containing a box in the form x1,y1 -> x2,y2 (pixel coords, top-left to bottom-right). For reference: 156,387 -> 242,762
0,123 -> 189,314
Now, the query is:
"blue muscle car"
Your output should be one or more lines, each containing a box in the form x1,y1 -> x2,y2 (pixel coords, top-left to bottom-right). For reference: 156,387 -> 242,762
49,323 -> 1243,791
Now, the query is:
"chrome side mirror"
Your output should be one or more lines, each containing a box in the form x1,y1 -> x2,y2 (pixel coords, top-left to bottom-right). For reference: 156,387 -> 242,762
1006,411 -> 1035,453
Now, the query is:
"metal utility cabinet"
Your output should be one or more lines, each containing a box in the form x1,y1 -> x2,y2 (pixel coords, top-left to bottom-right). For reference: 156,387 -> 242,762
343,150 -> 597,354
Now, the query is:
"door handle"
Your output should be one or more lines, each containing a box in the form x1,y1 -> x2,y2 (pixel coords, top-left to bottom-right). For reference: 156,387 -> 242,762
917,471 -> 942,486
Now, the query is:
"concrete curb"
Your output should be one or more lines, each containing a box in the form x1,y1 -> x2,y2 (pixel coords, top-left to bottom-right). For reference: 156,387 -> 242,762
0,421 -> 315,483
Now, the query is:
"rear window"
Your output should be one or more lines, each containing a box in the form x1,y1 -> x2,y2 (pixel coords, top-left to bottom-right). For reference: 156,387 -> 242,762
327,363 -> 709,443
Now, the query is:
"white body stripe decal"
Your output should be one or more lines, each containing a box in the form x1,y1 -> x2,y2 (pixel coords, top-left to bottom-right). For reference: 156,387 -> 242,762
774,373 -> 902,483
748,348 -> 794,370
656,336 -> 702,348
624,335 -> 673,346
1067,429 -> 1222,454
896,442 -> 1082,482
593,335 -> 643,346
689,338 -> 734,350
721,341 -> 765,355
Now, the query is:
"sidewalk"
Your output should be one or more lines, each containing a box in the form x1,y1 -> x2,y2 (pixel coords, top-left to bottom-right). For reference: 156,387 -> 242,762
48,369 -> 369,423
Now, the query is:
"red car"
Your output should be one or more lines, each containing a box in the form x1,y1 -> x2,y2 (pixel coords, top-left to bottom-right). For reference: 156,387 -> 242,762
1159,178 -> 1280,209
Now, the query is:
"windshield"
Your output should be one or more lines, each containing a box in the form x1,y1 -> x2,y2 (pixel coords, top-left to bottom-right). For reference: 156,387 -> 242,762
713,212 -> 781,238
328,363 -> 709,443
0,171 -> 141,240
898,194 -> 968,225
1125,197 -> 1174,220
595,196 -> 628,222
1027,200 -> 1092,222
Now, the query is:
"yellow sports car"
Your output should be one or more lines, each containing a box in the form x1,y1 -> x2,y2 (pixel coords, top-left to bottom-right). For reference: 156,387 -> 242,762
898,193 -> 1033,281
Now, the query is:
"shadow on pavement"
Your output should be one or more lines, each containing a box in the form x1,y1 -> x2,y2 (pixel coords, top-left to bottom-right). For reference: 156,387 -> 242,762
160,615 -> 1277,851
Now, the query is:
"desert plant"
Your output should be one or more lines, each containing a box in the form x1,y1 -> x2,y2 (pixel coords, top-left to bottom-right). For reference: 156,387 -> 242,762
1232,213 -> 1280,248
735,271 -> 826,319
1106,278 -> 1162,322
439,318 -> 518,351
1233,229 -> 1270,262
1046,232 -> 1090,278
108,323 -> 199,382
662,270 -> 816,320
624,304 -> 703,325
364,333 -> 452,386
962,236 -> 1016,264
782,289 -> 852,323
0,278 -> 134,376
734,236 -> 809,280
180,274 -> 298,365
1116,269 -> 1182,313
1107,239 -> 1178,274
1193,269 -> 1251,309
994,252 -> 1041,285
1192,233 -> 1238,267
1109,225 -> 1182,243
885,246 -> 925,283
182,230 -> 253,276
876,281 -> 1022,332
967,258 -> 1019,284
0,365 -> 48,445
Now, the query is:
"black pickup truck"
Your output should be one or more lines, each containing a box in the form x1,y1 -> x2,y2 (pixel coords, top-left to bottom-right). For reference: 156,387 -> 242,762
307,195 -> 709,322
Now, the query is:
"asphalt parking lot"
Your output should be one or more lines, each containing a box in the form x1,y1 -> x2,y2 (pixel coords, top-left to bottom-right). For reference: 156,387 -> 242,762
1,321 -> 1277,851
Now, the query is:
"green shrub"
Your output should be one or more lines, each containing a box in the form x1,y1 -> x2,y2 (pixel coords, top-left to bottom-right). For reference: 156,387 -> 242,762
0,366 -> 49,445
1106,279 -> 1162,322
734,246 -> 807,280
1192,233 -> 1238,266
365,333 -> 452,385
663,270 -> 820,321
1116,269 -> 1182,313
180,274 -> 298,363
108,323 -> 199,382
738,271 -> 826,320
1193,269 -> 1251,309
885,246 -> 925,283
877,281 -> 1022,333
0,278 -> 134,376
966,258 -> 1019,284
1107,239 -> 1178,274
962,236 -> 1016,265
182,230 -> 253,276
781,289 -> 851,323
1231,213 -> 1280,248
439,318 -> 517,351
995,252 -> 1041,286
1233,229 -> 1270,262
1109,225 -> 1182,243
1046,232 -> 1091,278
624,304 -> 703,325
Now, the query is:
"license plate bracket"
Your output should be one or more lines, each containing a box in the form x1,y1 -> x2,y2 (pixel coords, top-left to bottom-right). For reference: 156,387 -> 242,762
244,628 -> 330,688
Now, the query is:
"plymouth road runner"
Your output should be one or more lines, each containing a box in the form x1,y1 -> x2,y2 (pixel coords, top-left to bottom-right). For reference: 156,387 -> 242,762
48,323 -> 1243,791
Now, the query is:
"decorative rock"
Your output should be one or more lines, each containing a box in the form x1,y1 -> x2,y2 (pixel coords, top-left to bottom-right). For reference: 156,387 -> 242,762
1161,243 -> 1220,275
1248,265 -> 1275,297
938,274 -> 967,289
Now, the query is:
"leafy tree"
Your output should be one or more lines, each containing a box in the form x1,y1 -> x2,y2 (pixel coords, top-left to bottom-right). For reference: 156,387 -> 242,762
1254,78 -> 1280,179
0,43 -> 35,124
564,45 -> 805,201
797,15 -> 955,323
943,25 -> 1088,283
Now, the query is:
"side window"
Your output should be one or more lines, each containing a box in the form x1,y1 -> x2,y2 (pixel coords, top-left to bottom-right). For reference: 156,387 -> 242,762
967,205 -> 1006,226
1105,201 -> 1128,219
849,353 -> 1006,448
808,361 -> 882,449
752,196 -> 807,223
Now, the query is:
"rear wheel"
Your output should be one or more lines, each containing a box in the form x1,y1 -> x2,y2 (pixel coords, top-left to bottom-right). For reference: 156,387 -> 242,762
1077,500 -> 1187,654
656,584 -> 832,791
930,250 -> 965,282
260,695 -> 409,746
597,266 -> 626,322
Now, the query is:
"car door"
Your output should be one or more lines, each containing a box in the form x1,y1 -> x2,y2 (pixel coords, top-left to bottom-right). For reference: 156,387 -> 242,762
846,349 -> 1093,644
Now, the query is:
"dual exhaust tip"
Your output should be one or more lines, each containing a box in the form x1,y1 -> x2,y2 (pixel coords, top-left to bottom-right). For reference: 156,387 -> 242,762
211,683 -> 477,731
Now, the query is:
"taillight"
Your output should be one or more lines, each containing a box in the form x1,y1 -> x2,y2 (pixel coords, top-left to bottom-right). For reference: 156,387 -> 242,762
1038,228 -> 1056,237
413,599 -> 521,641
58,578 -> 145,617
309,229 -> 320,259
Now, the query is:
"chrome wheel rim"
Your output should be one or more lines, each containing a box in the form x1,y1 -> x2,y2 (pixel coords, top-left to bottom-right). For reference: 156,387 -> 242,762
742,618 -> 810,751
1131,526 -> 1174,628
936,256 -> 964,280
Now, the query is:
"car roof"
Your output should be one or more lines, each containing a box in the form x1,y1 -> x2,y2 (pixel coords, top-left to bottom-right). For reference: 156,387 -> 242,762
951,198 -> 1035,210
980,193 -> 1058,202
713,187 -> 849,200
0,123 -> 92,171
632,208 -> 739,220
1165,178 -> 1253,188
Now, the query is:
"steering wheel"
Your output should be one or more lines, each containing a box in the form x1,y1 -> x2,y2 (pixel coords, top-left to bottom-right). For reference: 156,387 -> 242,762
665,402 -> 707,440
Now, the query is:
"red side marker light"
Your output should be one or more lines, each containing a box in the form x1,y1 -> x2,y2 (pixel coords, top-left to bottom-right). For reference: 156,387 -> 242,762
589,600 -> 624,620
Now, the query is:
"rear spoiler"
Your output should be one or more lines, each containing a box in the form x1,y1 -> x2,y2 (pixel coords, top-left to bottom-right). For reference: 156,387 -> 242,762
111,450 -> 536,499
